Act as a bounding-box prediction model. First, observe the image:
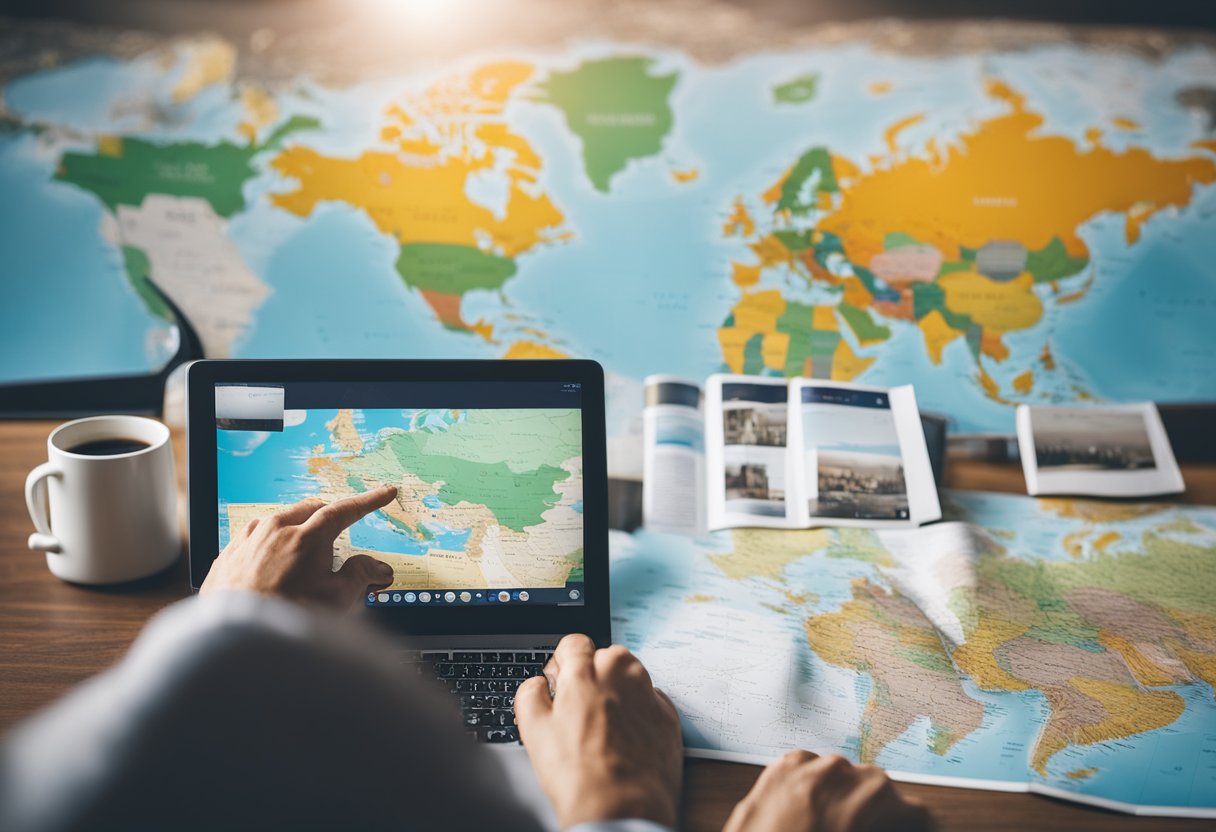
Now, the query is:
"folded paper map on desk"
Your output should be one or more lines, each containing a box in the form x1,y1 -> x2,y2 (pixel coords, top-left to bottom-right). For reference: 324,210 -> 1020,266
611,491 -> 1216,818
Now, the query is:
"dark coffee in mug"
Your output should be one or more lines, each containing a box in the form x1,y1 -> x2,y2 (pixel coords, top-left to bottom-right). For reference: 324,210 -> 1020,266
66,438 -> 151,456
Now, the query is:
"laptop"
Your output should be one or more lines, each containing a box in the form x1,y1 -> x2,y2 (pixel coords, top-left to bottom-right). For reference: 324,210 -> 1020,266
186,358 -> 611,749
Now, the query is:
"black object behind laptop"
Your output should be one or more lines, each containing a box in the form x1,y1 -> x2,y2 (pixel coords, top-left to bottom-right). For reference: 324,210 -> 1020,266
186,359 -> 610,743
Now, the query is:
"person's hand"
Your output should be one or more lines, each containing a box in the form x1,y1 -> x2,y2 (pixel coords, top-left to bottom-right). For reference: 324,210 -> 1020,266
723,750 -> 933,832
514,634 -> 683,829
201,486 -> 398,610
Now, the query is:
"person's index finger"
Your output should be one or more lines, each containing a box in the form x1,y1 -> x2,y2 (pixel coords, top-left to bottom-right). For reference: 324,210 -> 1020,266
304,485 -> 398,535
268,497 -> 326,527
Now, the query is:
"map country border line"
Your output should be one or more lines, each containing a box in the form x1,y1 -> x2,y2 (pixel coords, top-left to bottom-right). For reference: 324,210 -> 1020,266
681,748 -> 1216,819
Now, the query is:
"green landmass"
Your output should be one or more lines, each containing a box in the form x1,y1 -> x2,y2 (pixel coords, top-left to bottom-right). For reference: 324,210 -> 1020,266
54,114 -> 318,218
534,56 -> 678,192
772,73 -> 819,105
340,410 -> 582,532
566,551 -> 584,582
776,300 -> 815,376
742,332 -> 766,375
1025,237 -> 1089,283
912,282 -> 975,331
837,303 -> 891,343
776,147 -> 838,214
774,228 -> 814,252
120,246 -> 170,320
395,242 -> 517,295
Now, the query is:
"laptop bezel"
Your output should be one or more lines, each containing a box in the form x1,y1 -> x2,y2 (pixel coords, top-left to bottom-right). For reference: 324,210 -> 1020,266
186,358 -> 610,646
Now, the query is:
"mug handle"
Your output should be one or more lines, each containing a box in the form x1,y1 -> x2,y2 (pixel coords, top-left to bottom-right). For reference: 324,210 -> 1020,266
25,462 -> 63,553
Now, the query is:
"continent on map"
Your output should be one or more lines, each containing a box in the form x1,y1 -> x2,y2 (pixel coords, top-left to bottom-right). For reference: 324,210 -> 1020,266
806,577 -> 986,762
772,73 -> 819,105
299,409 -> 585,591
270,62 -> 568,341
947,527 -> 1216,774
720,78 -> 1216,402
533,56 -> 678,192
54,115 -> 319,357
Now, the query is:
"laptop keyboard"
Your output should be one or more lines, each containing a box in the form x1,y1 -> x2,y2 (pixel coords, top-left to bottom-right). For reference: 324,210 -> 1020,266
408,650 -> 553,743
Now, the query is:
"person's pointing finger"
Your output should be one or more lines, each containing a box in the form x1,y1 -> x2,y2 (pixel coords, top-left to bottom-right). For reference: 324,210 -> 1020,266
304,485 -> 398,536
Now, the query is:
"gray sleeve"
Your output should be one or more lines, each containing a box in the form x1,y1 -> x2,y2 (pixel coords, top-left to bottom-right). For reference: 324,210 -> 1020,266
569,823 -> 674,832
0,591 -> 546,832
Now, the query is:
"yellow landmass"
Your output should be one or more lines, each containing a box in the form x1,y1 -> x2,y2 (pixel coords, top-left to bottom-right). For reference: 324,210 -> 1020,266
171,38 -> 236,103
869,81 -> 893,95
732,289 -> 786,333
271,146 -> 563,258
1057,677 -> 1183,767
1038,498 -> 1166,523
952,614 -> 1031,692
1040,342 -> 1056,370
731,262 -> 762,288
832,338 -> 876,381
1193,139 -> 1216,153
1092,531 -> 1120,552
1112,116 -> 1141,130
98,135 -> 123,157
750,234 -> 793,268
1012,370 -> 1034,394
686,593 -> 718,603
502,340 -> 569,359
884,113 -> 925,155
1066,767 -> 1098,780
815,79 -> 1216,269
939,271 -> 1043,333
476,122 -> 541,173
270,59 -> 565,311
671,167 -> 700,183
325,409 -> 364,454
724,197 -> 756,237
918,308 -> 963,364
237,86 -> 279,143
712,527 -> 832,582
718,328 -> 753,375
980,329 -> 1010,361
1063,529 -> 1089,559
1098,631 -> 1179,687
762,331 -> 790,371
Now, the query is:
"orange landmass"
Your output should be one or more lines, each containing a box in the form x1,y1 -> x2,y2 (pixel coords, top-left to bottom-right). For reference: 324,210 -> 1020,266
816,80 -> 1216,269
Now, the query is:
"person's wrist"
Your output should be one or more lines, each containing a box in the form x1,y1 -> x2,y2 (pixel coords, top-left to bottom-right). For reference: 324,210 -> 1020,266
556,779 -> 678,829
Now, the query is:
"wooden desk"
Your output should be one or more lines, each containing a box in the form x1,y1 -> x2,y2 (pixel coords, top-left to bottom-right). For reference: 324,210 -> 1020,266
1,419 -> 1213,831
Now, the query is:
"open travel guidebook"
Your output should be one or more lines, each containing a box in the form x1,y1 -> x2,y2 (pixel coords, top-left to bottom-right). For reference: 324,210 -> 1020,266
642,374 -> 941,535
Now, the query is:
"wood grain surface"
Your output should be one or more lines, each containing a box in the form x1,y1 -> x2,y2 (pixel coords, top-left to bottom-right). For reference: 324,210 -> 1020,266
1,419 -> 1213,831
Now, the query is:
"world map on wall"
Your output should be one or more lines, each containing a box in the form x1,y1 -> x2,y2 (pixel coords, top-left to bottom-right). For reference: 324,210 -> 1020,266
3,26 -> 1216,443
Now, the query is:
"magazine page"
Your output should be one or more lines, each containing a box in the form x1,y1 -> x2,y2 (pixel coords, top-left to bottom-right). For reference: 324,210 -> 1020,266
642,375 -> 706,536
1016,402 -> 1185,497
790,379 -> 940,527
706,375 -> 797,530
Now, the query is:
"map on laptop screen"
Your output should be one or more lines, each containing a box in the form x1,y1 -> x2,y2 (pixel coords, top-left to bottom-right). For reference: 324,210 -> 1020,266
216,386 -> 586,608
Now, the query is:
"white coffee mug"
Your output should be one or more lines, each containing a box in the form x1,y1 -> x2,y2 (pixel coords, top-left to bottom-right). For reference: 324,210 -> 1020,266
25,415 -> 180,585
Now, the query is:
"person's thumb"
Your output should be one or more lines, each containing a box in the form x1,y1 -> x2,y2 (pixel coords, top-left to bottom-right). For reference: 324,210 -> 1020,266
339,554 -> 394,591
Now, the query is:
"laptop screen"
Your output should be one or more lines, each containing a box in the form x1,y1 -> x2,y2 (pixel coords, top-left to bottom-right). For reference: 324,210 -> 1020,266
213,380 -> 585,609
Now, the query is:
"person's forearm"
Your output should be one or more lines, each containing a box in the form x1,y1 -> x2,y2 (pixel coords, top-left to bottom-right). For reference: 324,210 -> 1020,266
1,591 -> 547,832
